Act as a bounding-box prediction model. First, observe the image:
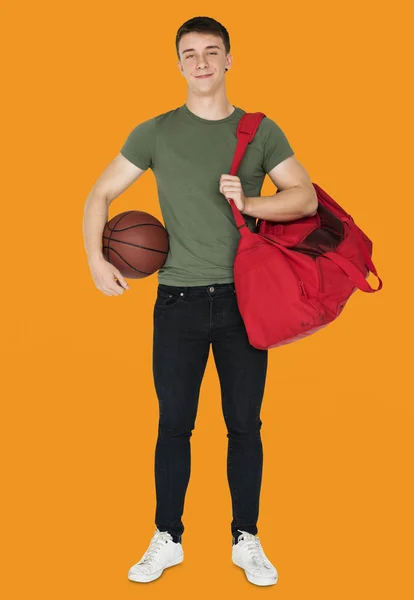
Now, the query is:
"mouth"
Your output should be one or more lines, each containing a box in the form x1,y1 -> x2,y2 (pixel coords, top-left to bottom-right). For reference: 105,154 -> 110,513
195,73 -> 213,79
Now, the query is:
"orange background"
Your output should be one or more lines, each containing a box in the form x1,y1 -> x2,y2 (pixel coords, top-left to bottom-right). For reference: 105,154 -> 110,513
1,1 -> 412,598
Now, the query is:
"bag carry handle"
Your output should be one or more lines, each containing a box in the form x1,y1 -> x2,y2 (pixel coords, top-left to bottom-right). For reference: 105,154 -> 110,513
322,218 -> 383,293
261,225 -> 382,293
321,251 -> 383,292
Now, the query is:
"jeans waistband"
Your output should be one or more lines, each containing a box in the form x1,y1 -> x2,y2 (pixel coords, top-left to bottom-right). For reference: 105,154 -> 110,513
158,282 -> 236,297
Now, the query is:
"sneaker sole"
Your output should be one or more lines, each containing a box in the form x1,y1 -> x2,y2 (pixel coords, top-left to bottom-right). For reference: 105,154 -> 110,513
232,556 -> 278,586
128,552 -> 184,583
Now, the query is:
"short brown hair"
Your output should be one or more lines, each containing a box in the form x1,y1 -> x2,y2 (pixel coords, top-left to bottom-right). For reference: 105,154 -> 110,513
176,16 -> 230,60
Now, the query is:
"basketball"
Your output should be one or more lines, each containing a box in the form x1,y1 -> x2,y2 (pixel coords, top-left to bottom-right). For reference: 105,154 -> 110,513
102,210 -> 169,279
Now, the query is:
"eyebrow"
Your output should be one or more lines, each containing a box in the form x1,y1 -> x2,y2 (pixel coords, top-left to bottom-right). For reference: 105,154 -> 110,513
182,45 -> 221,55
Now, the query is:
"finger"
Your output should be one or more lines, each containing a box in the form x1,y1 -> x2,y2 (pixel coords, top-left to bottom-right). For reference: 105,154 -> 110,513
108,286 -> 124,295
114,273 -> 129,289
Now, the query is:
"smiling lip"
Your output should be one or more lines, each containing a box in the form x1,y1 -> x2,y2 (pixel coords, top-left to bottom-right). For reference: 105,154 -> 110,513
196,74 -> 213,78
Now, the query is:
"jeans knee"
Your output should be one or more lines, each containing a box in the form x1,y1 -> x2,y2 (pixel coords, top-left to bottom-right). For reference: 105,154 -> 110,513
226,418 -> 262,438
157,420 -> 195,440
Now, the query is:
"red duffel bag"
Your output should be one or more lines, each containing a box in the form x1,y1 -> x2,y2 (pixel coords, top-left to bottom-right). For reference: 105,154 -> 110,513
229,112 -> 383,350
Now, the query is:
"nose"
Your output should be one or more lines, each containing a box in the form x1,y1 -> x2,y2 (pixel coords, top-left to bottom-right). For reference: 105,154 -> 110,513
196,59 -> 208,69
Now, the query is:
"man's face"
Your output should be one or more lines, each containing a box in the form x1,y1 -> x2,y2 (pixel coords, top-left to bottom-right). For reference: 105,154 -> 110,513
177,32 -> 231,89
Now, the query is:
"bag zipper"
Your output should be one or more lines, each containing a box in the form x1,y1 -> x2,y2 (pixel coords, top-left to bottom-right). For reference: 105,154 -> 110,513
299,280 -> 320,313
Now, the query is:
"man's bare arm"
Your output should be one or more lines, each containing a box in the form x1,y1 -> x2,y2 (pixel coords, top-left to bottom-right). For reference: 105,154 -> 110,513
83,153 -> 146,263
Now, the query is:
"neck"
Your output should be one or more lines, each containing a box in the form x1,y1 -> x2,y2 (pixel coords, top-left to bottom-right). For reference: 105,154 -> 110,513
184,93 -> 235,121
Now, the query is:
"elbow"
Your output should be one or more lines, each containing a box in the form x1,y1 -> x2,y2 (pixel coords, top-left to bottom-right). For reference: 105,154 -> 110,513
303,188 -> 318,217
307,206 -> 318,217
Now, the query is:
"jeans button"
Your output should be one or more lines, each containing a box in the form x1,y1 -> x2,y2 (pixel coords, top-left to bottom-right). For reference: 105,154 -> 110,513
209,286 -> 215,292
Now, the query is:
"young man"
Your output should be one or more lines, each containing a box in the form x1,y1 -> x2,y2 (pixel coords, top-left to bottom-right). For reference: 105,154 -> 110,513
83,16 -> 317,587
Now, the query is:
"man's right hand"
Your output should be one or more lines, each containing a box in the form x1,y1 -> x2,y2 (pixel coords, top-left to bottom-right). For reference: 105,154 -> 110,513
88,255 -> 130,296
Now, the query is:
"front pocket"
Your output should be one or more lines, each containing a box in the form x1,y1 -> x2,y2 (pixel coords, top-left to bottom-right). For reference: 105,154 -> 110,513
155,288 -> 185,308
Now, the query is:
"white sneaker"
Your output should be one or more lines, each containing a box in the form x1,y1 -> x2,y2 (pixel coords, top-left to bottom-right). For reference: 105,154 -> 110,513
232,529 -> 278,586
128,528 -> 184,583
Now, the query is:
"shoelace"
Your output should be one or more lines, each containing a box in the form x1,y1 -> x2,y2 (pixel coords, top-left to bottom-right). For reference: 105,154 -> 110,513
139,529 -> 172,566
236,530 -> 268,566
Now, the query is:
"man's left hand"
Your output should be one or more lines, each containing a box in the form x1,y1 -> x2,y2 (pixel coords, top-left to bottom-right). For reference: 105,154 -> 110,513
219,174 -> 247,212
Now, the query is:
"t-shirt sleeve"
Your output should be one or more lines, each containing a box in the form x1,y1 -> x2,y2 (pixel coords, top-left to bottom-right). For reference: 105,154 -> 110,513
120,118 -> 156,170
262,117 -> 294,173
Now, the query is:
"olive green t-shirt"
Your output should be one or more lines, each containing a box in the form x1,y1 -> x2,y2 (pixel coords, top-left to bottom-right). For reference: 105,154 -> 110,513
120,104 -> 294,286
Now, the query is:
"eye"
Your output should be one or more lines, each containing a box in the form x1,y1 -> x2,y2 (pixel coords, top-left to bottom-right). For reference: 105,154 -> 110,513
185,52 -> 218,59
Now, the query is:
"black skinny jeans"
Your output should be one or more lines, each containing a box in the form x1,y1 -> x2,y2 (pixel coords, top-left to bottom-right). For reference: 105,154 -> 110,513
152,282 -> 268,542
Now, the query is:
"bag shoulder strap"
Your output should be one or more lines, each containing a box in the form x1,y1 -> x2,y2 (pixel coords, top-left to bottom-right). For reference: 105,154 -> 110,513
231,112 -> 266,174
228,112 -> 267,232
